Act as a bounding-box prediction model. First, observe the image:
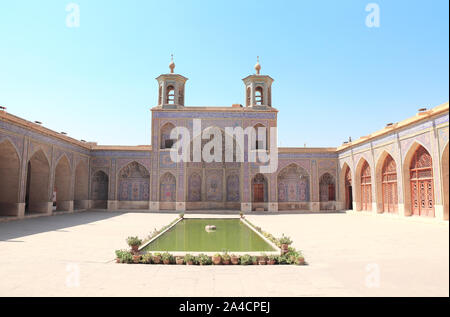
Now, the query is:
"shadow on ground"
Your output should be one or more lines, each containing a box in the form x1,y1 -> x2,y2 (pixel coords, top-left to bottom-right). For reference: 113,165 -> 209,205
0,211 -> 123,241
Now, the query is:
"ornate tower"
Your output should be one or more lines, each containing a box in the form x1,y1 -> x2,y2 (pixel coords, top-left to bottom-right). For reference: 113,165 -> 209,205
156,55 -> 188,109
242,57 -> 274,108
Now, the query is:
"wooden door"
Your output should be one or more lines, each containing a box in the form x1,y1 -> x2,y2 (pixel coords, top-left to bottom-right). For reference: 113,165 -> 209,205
382,155 -> 398,213
410,146 -> 434,217
360,161 -> 372,211
253,184 -> 264,202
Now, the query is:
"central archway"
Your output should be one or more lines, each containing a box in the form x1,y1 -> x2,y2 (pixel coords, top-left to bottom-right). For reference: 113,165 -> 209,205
277,163 -> 310,210
159,172 -> 176,210
74,161 -> 89,210
319,172 -> 336,210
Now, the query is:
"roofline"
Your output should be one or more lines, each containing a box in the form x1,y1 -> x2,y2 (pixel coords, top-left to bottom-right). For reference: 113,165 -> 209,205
336,101 -> 449,152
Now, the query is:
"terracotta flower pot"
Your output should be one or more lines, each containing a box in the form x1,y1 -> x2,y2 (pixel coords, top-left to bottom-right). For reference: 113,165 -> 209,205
153,256 -> 161,264
296,257 -> 305,265
132,255 -> 141,263
231,256 -> 239,265
212,256 -> 222,265
222,259 -> 230,265
281,244 -> 289,253
252,260 -> 258,265
176,257 -> 184,265
116,257 -> 121,263
163,259 -> 171,265
131,245 -> 139,253
186,261 -> 194,265
258,257 -> 267,265
267,259 -> 276,265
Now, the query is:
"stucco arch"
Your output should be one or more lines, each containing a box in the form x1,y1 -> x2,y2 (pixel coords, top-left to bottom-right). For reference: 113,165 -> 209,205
54,154 -> 72,211
277,163 -> 310,202
26,149 -> 51,214
354,157 -> 372,211
402,142 -> 434,217
375,150 -> 399,213
339,162 -> 353,210
0,139 -> 21,216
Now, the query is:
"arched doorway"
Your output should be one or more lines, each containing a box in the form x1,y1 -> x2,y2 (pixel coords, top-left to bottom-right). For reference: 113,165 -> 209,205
442,144 -> 449,220
188,172 -> 202,202
319,173 -> 336,210
74,161 -> 89,210
381,154 -> 398,213
54,156 -> 71,211
0,140 -> 20,216
345,167 -> 353,210
118,162 -> 150,209
26,150 -> 51,214
360,160 -> 372,211
409,145 -> 434,217
252,173 -> 268,203
91,170 -> 109,209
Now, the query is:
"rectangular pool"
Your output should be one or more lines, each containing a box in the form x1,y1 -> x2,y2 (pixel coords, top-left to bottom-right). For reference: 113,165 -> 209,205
141,218 -> 277,253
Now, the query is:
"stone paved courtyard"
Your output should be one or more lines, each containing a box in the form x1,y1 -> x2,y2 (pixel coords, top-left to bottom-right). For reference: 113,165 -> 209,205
0,211 -> 448,297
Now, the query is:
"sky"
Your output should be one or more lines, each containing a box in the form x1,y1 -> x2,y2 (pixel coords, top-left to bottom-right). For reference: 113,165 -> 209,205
0,0 -> 448,147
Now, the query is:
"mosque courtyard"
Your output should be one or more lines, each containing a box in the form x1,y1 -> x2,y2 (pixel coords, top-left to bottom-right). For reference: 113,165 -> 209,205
0,211 -> 447,297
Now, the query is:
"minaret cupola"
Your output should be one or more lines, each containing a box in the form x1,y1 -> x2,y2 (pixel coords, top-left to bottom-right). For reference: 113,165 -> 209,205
156,55 -> 188,108
242,57 -> 274,108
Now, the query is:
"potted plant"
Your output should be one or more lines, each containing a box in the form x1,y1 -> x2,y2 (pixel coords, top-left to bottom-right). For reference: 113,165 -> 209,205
295,251 -> 305,265
239,211 -> 244,219
222,252 -> 231,265
240,254 -> 252,265
184,254 -> 195,265
132,254 -> 141,264
115,249 -> 125,263
278,234 -> 292,254
258,254 -> 267,265
121,251 -> 133,264
212,253 -> 222,265
267,254 -> 277,265
126,236 -> 142,253
251,256 -> 258,265
197,253 -> 211,266
176,256 -> 184,265
179,212 -> 184,219
141,252 -> 152,264
285,248 -> 299,264
230,254 -> 239,265
161,252 -> 173,264
277,254 -> 288,265
152,252 -> 162,264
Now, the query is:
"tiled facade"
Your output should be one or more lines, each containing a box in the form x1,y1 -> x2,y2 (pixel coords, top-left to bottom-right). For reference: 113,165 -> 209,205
0,64 -> 448,221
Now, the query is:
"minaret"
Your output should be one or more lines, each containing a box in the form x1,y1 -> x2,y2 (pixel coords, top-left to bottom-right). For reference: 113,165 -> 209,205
242,57 -> 274,108
156,55 -> 188,108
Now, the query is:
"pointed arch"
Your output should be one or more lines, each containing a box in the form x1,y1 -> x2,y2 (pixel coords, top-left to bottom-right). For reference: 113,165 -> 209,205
226,174 -> 240,202
375,151 -> 398,213
188,172 -> 202,202
441,142 -> 449,220
355,158 -> 372,211
54,155 -> 72,211
160,122 -> 176,149
252,173 -> 268,203
403,142 -> 435,217
339,162 -> 353,210
74,160 -> 89,210
0,139 -> 21,216
277,163 -> 310,203
26,149 -> 51,214
159,172 -> 176,202
319,172 -> 336,202
91,170 -> 109,209
117,161 -> 150,205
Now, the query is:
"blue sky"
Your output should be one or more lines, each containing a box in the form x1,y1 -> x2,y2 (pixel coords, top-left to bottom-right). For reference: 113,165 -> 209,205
0,0 -> 448,147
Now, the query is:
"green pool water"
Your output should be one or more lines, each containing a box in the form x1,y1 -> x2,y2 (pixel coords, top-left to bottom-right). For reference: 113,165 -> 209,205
141,218 -> 276,252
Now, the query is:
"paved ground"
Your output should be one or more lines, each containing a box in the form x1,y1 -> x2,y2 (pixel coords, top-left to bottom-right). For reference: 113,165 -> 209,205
0,211 -> 448,296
